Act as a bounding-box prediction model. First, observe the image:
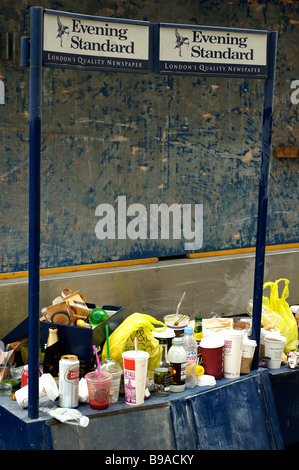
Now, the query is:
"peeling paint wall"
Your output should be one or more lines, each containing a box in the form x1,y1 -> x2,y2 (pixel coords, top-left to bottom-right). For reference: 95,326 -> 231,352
0,0 -> 298,273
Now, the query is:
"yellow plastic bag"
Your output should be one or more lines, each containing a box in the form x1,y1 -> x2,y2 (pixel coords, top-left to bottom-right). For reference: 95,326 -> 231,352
262,279 -> 298,352
101,313 -> 166,372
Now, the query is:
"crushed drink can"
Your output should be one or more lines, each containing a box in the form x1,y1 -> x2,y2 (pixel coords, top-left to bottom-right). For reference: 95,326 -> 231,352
21,365 -> 41,387
59,355 -> 80,408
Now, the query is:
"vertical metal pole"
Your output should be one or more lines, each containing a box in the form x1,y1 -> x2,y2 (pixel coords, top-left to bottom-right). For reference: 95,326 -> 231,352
251,31 -> 277,370
28,6 -> 43,419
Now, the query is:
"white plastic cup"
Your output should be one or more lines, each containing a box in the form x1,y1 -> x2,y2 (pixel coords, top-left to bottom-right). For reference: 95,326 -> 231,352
264,334 -> 287,369
223,330 -> 244,379
122,350 -> 149,405
109,371 -> 122,403
15,373 -> 59,409
100,358 -> 123,404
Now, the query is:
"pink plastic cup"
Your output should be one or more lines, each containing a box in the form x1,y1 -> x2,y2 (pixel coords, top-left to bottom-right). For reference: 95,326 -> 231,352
85,371 -> 112,410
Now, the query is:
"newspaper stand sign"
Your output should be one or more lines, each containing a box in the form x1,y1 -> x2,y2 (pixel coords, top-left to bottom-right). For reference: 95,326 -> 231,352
155,23 -> 268,78
22,8 -> 277,419
43,10 -> 152,72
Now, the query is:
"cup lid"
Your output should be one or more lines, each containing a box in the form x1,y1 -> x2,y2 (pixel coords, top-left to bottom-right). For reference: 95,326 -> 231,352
122,350 -> 149,359
100,358 -> 122,373
223,329 -> 245,338
243,338 -> 257,346
264,333 -> 287,343
152,327 -> 175,339
196,374 -> 216,386
200,336 -> 224,348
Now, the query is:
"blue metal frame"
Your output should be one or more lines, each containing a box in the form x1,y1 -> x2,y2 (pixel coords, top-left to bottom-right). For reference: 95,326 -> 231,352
21,7 -> 277,417
251,31 -> 277,369
27,6 -> 43,419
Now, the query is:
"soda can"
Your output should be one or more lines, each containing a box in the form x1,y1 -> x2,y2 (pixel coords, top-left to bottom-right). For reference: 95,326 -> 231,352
21,365 -> 42,387
59,355 -> 80,408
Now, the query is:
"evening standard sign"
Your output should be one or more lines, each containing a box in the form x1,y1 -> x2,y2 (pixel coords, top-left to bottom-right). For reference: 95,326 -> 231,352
43,11 -> 152,72
157,23 -> 268,78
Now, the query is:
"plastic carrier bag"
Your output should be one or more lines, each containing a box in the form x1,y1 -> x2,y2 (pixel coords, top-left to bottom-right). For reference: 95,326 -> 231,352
101,313 -> 166,371
262,279 -> 298,353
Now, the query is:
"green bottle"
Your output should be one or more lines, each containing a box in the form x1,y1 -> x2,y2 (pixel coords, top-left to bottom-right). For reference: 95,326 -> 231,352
89,308 -> 108,327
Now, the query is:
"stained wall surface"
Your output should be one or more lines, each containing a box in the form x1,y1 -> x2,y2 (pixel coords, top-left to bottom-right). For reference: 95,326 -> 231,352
0,0 -> 298,273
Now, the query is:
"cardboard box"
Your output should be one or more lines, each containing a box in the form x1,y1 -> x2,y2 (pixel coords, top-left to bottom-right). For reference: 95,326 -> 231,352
40,305 -> 124,361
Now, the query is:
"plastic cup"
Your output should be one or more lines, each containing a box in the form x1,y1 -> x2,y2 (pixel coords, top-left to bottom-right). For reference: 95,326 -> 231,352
200,335 -> 224,380
223,330 -> 244,379
100,358 -> 122,404
164,314 -> 190,337
85,371 -> 112,410
240,339 -> 257,374
15,373 -> 59,409
264,334 -> 287,369
122,350 -> 149,405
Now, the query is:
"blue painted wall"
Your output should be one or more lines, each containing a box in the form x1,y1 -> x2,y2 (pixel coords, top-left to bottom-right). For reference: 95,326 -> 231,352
0,0 -> 298,272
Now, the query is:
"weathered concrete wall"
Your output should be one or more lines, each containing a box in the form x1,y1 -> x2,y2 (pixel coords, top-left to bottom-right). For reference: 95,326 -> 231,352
0,0 -> 298,273
0,248 -> 298,340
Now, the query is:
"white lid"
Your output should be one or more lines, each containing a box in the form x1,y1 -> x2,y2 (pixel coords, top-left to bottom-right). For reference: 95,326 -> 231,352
223,329 -> 245,338
152,327 -> 175,339
243,339 -> 257,346
122,350 -> 149,359
79,416 -> 89,427
196,374 -> 216,386
264,333 -> 287,343
200,336 -> 224,349
100,358 -> 122,374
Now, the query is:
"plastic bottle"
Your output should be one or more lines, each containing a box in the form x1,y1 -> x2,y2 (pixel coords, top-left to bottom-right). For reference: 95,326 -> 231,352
183,326 -> 197,388
193,316 -> 203,342
168,337 -> 186,392
193,316 -> 203,364
43,328 -> 60,378
89,308 -> 108,327
154,338 -> 171,396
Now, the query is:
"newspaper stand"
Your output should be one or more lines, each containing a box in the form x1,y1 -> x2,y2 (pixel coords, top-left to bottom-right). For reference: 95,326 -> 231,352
21,7 -> 277,418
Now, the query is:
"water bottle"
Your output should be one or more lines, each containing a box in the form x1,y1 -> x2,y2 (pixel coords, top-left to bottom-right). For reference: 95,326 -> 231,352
183,326 -> 197,388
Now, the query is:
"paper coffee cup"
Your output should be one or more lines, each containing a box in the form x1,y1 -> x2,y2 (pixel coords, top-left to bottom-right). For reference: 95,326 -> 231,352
15,373 -> 59,409
223,330 -> 244,379
122,350 -> 149,405
200,336 -> 224,380
264,334 -> 286,369
240,339 -> 257,374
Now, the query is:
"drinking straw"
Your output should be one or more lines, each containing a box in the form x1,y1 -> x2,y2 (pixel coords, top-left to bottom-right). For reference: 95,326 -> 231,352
93,345 -> 101,380
175,291 -> 186,316
105,325 -> 110,359
93,345 -> 103,401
